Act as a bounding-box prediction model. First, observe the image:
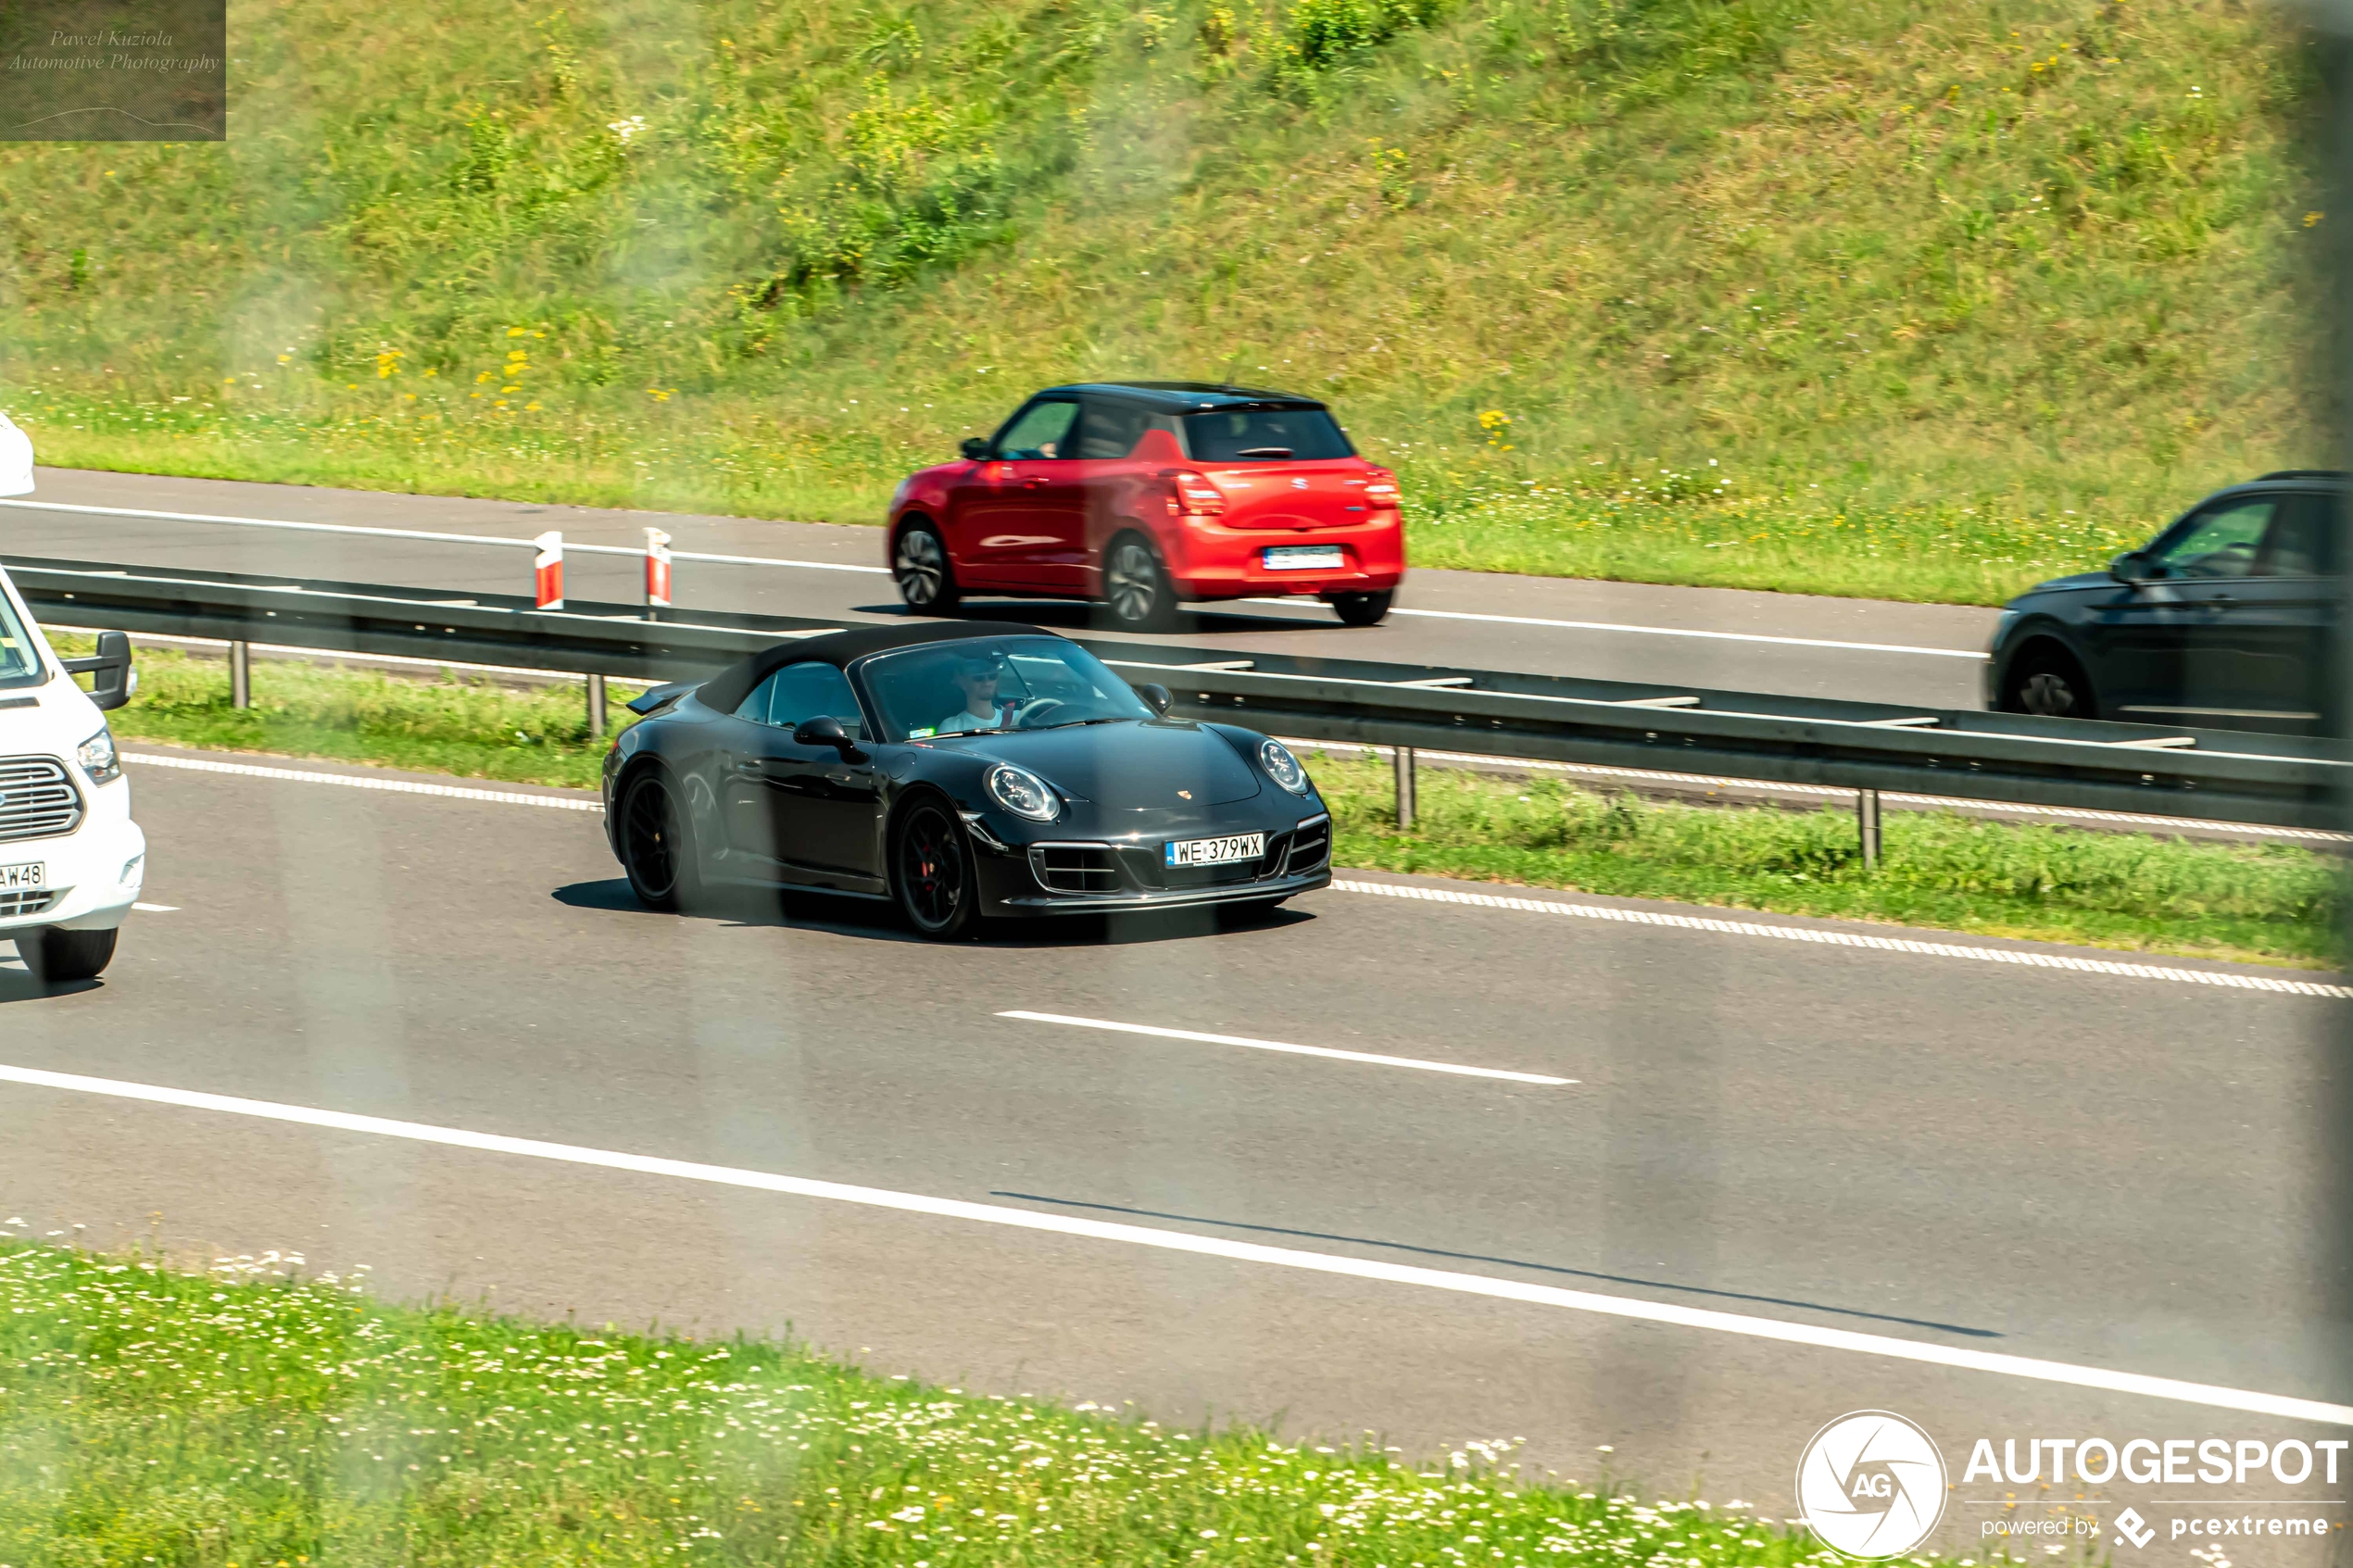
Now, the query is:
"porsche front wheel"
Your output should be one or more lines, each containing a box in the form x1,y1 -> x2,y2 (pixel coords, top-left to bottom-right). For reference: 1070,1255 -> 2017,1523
620,771 -> 706,912
893,800 -> 978,939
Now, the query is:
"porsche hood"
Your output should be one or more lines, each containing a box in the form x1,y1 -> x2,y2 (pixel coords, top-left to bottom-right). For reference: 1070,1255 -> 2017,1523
946,720 -> 1263,806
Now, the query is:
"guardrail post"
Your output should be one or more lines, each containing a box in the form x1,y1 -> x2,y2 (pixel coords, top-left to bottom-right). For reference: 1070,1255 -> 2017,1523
586,672 -> 607,738
1856,787 -> 1881,870
229,640 -> 251,709
1394,744 -> 1417,830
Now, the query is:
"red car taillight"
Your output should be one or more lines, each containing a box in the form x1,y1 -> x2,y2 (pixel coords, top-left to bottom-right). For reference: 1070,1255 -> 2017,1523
1364,467 -> 1402,508
1161,469 -> 1227,518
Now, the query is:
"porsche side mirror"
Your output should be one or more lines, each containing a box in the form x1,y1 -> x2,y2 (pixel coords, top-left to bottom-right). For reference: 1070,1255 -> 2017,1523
794,715 -> 858,754
960,437 -> 991,461
61,630 -> 134,712
2110,550 -> 2155,583
1136,682 -> 1173,717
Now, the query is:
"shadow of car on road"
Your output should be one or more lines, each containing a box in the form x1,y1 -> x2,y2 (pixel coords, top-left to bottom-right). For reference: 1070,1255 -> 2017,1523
553,877 -> 1314,947
548,877 -> 1318,946
0,954 -> 103,1005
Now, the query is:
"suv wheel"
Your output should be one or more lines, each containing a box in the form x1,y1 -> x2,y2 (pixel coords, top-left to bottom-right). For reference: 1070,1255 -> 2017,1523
2003,646 -> 2097,720
894,521 -> 961,614
1102,534 -> 1181,632
20,926 -> 118,985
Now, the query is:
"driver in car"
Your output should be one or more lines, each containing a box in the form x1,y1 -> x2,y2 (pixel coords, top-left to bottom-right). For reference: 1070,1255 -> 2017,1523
937,650 -> 1015,734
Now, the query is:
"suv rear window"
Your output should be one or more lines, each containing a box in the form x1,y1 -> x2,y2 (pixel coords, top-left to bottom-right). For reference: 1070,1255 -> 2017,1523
1182,408 -> 1353,462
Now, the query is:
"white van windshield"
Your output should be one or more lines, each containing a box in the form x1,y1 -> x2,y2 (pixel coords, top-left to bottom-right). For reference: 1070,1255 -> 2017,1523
0,590 -> 42,691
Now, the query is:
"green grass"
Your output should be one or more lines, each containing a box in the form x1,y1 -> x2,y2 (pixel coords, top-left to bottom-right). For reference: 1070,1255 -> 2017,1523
0,1238 -> 1882,1568
1316,754 -> 2343,968
76,640 -> 2343,967
0,0 -> 2331,603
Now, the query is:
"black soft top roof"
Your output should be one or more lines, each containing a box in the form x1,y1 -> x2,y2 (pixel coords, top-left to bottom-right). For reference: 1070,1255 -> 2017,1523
1043,381 -> 1324,411
698,620 -> 1058,713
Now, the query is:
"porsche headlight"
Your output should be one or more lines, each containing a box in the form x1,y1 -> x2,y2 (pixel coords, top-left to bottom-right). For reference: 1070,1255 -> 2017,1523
1259,738 -> 1310,794
76,725 -> 120,784
986,762 -> 1060,822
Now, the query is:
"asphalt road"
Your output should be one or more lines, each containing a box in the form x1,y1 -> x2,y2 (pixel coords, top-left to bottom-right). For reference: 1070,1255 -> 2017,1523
0,750 -> 2344,1554
0,468 -> 1999,707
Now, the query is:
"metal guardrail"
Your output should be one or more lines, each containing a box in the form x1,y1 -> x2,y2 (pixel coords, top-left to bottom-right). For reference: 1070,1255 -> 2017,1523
6,554 -> 2344,832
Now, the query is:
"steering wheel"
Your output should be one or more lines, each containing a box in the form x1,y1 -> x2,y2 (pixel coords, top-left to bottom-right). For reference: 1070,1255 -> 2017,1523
1013,697 -> 1067,729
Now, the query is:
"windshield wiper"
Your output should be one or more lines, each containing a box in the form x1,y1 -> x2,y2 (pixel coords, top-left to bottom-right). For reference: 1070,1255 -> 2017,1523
1038,716 -> 1127,729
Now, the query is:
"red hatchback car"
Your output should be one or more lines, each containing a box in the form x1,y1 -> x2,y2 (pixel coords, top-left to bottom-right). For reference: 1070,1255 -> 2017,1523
887,382 -> 1405,631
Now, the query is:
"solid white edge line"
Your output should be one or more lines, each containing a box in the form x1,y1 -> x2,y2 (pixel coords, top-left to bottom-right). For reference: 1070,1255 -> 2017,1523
997,1010 -> 1574,1085
1239,597 -> 1990,659
0,1056 -> 2343,1426
124,752 -> 604,811
1330,879 -> 2353,999
0,497 -> 887,571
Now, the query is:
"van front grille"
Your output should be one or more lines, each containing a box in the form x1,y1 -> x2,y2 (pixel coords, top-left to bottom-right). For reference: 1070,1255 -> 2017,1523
0,889 -> 57,919
0,758 -> 81,845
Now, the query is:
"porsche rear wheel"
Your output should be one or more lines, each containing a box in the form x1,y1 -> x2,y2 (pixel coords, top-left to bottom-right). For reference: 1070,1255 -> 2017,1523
893,799 -> 978,939
894,521 -> 960,614
620,771 -> 705,912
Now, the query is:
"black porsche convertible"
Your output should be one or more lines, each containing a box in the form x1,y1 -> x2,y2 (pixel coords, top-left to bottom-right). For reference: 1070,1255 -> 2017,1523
601,621 -> 1333,937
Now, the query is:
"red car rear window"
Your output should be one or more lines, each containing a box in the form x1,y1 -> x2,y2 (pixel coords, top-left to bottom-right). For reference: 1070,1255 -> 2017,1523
1183,408 -> 1353,462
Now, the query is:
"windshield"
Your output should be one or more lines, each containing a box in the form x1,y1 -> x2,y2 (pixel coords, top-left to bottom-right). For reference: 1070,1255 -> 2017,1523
861,636 -> 1154,741
0,586 -> 43,690
1183,407 -> 1353,461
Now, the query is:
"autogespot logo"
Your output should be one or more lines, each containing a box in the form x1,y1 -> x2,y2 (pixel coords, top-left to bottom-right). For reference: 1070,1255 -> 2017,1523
1795,1411 -> 1950,1560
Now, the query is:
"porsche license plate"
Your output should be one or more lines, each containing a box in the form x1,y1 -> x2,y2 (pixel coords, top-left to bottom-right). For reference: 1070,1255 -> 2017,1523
1164,833 -> 1265,868
0,862 -> 45,891
1263,545 -> 1344,571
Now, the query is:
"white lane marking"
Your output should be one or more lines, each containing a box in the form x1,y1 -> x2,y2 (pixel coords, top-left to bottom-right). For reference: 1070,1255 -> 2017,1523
998,1010 -> 1574,1085
120,752 -> 2344,997
1243,598 -> 1989,659
0,1056 -> 2342,1426
1331,879 -> 2353,998
132,902 -> 177,912
125,752 -> 603,811
1281,737 -> 2353,846
0,497 -> 887,571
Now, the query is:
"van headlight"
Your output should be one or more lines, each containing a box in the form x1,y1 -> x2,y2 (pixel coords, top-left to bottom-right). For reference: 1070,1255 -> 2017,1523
986,762 -> 1060,822
76,726 -> 120,784
1259,738 -> 1310,794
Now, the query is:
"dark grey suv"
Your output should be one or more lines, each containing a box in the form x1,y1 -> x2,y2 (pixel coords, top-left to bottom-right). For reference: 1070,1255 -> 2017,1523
1985,472 -> 2343,734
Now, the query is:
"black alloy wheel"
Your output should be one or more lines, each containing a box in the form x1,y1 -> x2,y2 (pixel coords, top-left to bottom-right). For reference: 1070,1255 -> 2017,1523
1102,534 -> 1180,632
620,771 -> 700,910
2003,647 -> 2096,720
894,521 -> 960,613
20,926 -> 118,985
893,800 -> 977,939
1330,590 -> 1392,627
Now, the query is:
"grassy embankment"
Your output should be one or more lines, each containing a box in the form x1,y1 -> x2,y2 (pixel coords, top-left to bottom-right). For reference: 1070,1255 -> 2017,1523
0,1236 -> 1885,1567
77,640 -> 2342,967
0,0 -> 2330,604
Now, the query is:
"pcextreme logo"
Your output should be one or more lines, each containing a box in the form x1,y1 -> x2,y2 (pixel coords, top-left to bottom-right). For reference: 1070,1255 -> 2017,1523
1794,1411 -> 1950,1560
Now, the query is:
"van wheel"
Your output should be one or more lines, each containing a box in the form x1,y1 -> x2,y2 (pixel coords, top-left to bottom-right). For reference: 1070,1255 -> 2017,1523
1330,590 -> 1392,627
2001,646 -> 2097,720
1102,534 -> 1181,633
21,926 -> 117,985
894,521 -> 961,614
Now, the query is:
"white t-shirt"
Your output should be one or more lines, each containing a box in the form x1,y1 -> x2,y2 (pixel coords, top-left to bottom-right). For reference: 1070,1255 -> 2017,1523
935,707 -> 1002,734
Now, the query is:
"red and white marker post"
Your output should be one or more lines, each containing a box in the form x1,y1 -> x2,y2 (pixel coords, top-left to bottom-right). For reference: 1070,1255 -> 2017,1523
644,527 -> 673,608
532,531 -> 565,609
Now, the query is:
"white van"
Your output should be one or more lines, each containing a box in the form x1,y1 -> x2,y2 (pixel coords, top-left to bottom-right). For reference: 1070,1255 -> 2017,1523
0,415 -> 145,984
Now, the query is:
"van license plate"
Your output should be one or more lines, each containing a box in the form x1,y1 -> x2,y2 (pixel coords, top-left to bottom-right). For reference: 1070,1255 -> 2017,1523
1164,834 -> 1265,868
0,862 -> 46,891
1264,546 -> 1343,571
